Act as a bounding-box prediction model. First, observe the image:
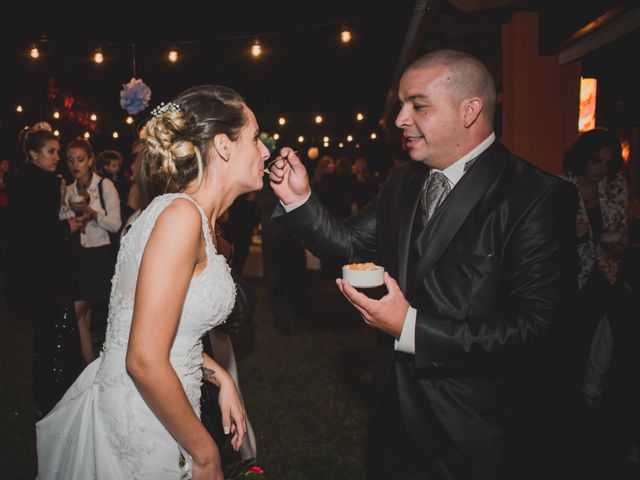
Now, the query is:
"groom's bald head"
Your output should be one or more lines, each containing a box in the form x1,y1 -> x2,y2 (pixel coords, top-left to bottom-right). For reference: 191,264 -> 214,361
406,49 -> 496,125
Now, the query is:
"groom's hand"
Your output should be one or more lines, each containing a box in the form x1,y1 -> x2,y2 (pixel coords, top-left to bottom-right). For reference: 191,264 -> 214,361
269,147 -> 310,205
336,272 -> 409,339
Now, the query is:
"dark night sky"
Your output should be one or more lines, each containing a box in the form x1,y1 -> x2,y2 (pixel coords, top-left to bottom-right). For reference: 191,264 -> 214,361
1,2 -> 416,164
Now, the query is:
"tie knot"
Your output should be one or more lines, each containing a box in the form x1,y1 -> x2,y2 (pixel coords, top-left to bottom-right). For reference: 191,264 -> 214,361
420,171 -> 451,222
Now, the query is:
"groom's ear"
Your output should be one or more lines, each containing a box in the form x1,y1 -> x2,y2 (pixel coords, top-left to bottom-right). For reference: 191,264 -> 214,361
462,97 -> 483,128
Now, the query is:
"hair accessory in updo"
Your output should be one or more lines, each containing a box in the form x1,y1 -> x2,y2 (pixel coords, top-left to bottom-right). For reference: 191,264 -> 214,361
151,102 -> 181,117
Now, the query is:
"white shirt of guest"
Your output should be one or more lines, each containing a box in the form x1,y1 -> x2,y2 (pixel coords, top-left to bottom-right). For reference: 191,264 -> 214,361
59,173 -> 122,248
395,132 -> 495,353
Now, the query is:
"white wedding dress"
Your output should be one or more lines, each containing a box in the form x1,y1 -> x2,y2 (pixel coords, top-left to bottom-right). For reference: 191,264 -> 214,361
36,193 -> 236,479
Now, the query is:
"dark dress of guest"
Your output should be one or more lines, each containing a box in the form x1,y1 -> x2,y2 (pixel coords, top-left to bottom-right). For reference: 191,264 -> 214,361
8,129 -> 84,416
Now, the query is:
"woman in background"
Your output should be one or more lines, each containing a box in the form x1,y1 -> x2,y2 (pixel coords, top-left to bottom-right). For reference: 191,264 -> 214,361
60,139 -> 121,364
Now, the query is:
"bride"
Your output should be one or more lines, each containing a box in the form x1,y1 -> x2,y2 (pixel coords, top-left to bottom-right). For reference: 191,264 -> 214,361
37,85 -> 271,479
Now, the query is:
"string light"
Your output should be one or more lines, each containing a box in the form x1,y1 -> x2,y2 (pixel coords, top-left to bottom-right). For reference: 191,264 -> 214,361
370,132 -> 377,139
297,135 -> 305,143
251,39 -> 262,58
356,112 -> 364,121
53,111 -> 60,119
16,105 -> 23,113
90,113 -> 98,122
112,131 -> 119,139
273,133 -> 280,140
314,115 -> 323,124
29,45 -> 40,59
125,116 -> 134,125
53,130 -> 60,136
346,134 -> 354,142
93,48 -> 104,64
168,49 -> 179,63
340,26 -> 352,44
339,142 -> 344,148
323,142 -> 329,147
278,117 -> 286,126
83,132 -> 91,139
323,136 -> 330,143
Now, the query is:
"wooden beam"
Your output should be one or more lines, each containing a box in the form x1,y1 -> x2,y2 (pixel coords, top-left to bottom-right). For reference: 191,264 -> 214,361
558,6 -> 640,64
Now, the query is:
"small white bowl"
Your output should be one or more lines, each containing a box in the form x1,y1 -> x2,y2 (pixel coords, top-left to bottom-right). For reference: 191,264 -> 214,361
342,264 -> 384,288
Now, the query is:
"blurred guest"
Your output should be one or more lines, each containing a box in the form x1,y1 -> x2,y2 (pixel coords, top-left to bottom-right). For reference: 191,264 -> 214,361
222,193 -> 260,275
255,177 -> 308,335
560,128 -> 628,391
59,139 -> 121,364
96,149 -> 130,218
353,155 -> 379,210
8,128 -> 84,415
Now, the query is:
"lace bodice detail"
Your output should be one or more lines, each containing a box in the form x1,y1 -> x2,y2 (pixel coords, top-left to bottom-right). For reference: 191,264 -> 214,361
101,193 -> 236,406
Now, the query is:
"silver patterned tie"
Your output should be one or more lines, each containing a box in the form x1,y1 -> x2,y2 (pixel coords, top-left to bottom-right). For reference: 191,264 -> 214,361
420,171 -> 451,224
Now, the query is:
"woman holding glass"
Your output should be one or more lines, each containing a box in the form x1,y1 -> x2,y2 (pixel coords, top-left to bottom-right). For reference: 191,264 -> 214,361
60,139 -> 122,363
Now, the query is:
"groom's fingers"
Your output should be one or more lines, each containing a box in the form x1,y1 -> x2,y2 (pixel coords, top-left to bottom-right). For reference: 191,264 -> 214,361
336,279 -> 375,319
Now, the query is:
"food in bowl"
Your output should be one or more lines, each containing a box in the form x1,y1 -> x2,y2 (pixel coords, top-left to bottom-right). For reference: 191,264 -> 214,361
342,263 -> 384,288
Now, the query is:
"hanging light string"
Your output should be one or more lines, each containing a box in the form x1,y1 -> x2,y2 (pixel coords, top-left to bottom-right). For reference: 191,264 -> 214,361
131,43 -> 136,77
27,12 -> 385,49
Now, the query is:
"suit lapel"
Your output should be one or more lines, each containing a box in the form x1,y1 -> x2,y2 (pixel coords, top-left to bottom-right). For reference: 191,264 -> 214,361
397,163 -> 428,293
409,142 -> 508,300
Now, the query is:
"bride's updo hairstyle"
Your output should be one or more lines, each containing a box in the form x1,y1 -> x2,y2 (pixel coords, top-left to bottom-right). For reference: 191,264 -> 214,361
137,85 -> 246,209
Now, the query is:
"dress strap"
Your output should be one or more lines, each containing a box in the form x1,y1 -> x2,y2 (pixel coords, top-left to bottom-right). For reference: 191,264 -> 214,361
170,193 -> 216,257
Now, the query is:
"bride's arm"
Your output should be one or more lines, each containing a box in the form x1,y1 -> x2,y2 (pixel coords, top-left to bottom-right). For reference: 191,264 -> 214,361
202,352 -> 246,451
125,199 -> 220,476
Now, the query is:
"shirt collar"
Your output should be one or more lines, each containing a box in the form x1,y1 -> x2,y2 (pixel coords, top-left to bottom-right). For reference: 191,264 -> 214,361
435,132 -> 496,187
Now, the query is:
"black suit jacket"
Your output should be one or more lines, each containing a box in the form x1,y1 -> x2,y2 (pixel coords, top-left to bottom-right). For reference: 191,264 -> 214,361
274,141 -> 577,478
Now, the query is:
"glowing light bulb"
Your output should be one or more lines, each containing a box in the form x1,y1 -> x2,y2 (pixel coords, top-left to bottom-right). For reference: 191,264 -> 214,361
346,135 -> 353,142
168,49 -> 178,63
125,116 -> 134,125
273,133 -> 280,140
251,40 -> 262,58
30,46 -> 40,59
370,133 -> 377,140
53,111 -> 60,119
314,115 -> 323,124
340,29 -> 352,44
112,131 -> 119,139
90,113 -> 98,122
278,117 -> 286,126
356,112 -> 364,121
93,49 -> 104,64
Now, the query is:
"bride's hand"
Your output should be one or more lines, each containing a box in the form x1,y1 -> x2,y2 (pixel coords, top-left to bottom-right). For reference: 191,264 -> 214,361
217,372 -> 246,451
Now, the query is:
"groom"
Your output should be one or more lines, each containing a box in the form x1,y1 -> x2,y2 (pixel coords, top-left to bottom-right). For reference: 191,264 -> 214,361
269,49 -> 577,479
